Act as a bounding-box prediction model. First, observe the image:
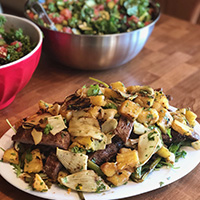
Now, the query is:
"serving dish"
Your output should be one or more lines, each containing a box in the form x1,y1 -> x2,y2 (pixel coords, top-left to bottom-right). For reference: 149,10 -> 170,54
24,0 -> 160,70
0,14 -> 43,110
1,106 -> 200,200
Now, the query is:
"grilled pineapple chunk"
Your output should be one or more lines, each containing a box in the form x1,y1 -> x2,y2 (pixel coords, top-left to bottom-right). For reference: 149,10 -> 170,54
137,108 -> 159,125
33,174 -> 48,192
72,136 -> 107,151
110,81 -> 126,93
185,109 -> 197,127
152,91 -> 169,110
172,119 -> 193,136
24,149 -> 43,173
191,140 -> 200,150
119,100 -> 142,120
157,108 -> 173,133
107,170 -> 131,186
116,148 -> 139,171
89,95 -> 106,106
157,146 -> 171,158
3,147 -> 19,164
104,88 -> 120,99
100,162 -> 117,177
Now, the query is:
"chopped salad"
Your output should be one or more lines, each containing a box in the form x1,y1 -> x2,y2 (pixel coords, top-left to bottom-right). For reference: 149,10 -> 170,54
1,78 -> 200,195
0,16 -> 35,66
26,0 -> 159,35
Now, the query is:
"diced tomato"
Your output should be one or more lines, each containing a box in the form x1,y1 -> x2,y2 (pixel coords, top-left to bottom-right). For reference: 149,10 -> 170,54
60,8 -> 72,20
144,21 -> 151,26
62,27 -> 73,34
127,15 -> 139,23
10,41 -> 22,52
94,8 -> 99,17
0,47 -> 7,59
106,0 -> 118,3
48,13 -> 64,24
95,4 -> 104,11
27,11 -> 35,20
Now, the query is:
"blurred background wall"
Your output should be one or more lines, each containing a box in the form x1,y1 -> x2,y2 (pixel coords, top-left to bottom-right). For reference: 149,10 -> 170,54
155,0 -> 200,24
1,0 -> 200,24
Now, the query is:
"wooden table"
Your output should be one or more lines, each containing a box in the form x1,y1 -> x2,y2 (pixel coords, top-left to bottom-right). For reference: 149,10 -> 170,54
1,14 -> 200,200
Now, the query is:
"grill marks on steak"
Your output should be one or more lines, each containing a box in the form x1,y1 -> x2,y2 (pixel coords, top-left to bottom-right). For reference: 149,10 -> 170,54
44,152 -> 62,182
12,127 -> 70,150
89,136 -> 123,166
113,116 -> 134,143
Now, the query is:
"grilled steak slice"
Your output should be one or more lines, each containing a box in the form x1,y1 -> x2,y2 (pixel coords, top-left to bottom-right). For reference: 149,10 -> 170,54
113,116 -> 134,143
89,136 -> 123,166
162,129 -> 200,145
12,127 -> 70,150
44,152 -> 62,182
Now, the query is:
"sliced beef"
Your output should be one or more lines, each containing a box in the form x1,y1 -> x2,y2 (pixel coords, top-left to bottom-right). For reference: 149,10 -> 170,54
44,152 -> 62,182
12,127 -> 70,150
113,116 -> 134,143
162,129 -> 199,145
89,135 -> 123,166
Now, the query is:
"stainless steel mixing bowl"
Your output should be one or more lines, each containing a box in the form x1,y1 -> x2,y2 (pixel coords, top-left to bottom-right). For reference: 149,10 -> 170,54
25,1 -> 160,70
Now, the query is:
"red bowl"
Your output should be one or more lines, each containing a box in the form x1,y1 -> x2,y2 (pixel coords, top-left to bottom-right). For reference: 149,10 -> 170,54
0,14 -> 43,110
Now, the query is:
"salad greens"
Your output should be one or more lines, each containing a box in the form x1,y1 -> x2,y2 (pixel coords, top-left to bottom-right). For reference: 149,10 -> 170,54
0,15 -> 35,65
27,0 -> 157,35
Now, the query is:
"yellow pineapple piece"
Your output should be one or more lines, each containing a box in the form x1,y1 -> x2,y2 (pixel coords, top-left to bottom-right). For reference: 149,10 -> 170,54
107,170 -> 131,186
157,146 -> 171,158
152,91 -> 169,110
33,174 -> 48,192
119,100 -> 142,120
24,149 -> 43,173
137,108 -> 159,125
89,95 -> 106,106
3,147 -> 19,165
100,162 -> 117,177
110,81 -> 126,93
172,119 -> 193,136
116,148 -> 139,170
185,109 -> 197,127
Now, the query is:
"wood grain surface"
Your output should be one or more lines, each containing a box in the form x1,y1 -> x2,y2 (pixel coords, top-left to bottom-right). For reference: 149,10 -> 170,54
0,14 -> 200,200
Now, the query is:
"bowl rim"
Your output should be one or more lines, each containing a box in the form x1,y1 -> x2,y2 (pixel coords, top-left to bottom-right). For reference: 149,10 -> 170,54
24,1 -> 160,38
0,13 -> 43,69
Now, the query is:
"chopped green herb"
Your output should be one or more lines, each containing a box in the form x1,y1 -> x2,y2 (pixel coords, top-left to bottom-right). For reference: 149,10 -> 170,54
25,151 -> 33,163
0,147 -> 5,152
148,132 -> 156,141
71,146 -> 85,153
76,183 -> 83,190
159,181 -> 164,187
44,124 -> 53,135
11,163 -> 22,177
87,84 -> 101,96
166,128 -> 172,139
